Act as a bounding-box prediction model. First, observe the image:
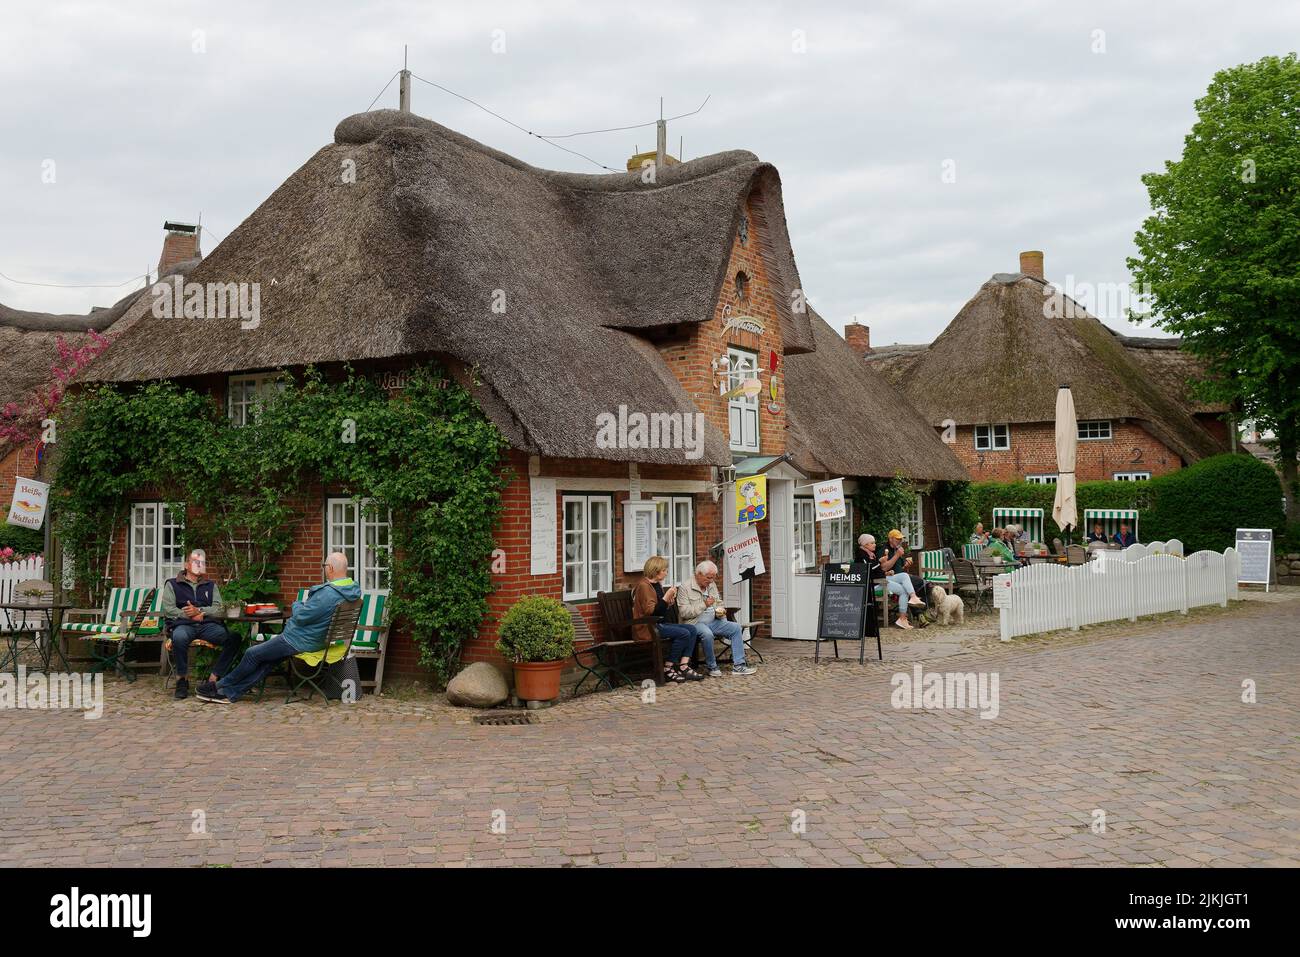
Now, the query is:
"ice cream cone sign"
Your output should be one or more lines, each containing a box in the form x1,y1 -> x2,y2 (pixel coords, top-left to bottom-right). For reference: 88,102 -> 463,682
735,476 -> 767,525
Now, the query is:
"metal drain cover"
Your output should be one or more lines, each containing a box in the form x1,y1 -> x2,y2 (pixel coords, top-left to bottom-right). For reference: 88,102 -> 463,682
474,711 -> 538,726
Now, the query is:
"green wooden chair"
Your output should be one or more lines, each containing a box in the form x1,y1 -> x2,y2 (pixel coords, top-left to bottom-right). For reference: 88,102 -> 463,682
285,599 -> 363,704
919,549 -> 953,587
62,587 -> 165,673
83,589 -> 159,682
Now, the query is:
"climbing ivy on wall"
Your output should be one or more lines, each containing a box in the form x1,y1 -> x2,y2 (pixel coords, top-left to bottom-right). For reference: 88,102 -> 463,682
50,364 -> 507,684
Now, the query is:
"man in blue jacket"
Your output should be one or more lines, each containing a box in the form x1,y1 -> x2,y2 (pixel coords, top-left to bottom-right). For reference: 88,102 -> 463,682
1112,522 -> 1137,548
197,552 -> 362,704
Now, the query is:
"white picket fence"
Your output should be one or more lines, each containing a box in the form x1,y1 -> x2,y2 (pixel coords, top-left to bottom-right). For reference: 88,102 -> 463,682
998,547 -> 1240,641
0,557 -> 47,630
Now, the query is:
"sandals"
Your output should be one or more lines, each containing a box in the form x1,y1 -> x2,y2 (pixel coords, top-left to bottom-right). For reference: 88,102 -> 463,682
664,665 -> 687,684
677,663 -> 706,682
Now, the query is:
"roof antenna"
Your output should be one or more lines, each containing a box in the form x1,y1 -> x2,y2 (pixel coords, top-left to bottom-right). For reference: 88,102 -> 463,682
399,45 -> 411,113
656,96 -> 666,171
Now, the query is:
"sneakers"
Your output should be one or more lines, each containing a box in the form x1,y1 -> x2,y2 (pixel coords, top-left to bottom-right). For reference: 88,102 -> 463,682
708,668 -> 725,678
173,677 -> 189,700
731,664 -> 757,676
196,681 -> 231,704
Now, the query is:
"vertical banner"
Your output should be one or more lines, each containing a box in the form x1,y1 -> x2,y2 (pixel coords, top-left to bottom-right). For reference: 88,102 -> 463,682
723,526 -> 766,584
735,475 -> 767,525
7,477 -> 49,530
813,478 -> 846,522
529,477 -> 557,576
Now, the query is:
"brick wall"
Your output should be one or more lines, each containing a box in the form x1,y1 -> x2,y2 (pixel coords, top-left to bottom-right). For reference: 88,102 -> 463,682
948,421 -> 1186,483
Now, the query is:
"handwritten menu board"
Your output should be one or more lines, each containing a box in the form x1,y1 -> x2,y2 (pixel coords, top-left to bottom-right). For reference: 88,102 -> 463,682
814,562 -> 879,663
1235,528 -> 1273,588
529,477 -> 557,576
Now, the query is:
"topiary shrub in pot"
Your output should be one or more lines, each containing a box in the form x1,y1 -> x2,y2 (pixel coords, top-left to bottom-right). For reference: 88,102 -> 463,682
495,595 -> 576,702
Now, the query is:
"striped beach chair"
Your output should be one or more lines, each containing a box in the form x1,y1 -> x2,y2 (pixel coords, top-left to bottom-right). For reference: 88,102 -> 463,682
919,549 -> 953,587
1083,508 -> 1139,543
293,588 -> 390,694
62,586 -> 165,641
992,507 -> 1044,543
962,543 -> 983,561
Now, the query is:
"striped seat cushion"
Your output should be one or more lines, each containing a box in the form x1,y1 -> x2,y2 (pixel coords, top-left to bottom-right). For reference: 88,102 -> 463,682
61,587 -> 163,637
919,549 -> 951,583
294,588 -> 386,651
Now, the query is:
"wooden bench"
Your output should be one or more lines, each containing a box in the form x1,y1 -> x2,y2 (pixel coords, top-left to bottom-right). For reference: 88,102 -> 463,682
571,589 -> 669,693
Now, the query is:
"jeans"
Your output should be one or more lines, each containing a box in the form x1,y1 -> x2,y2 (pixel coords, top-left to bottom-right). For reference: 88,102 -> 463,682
658,622 -> 698,663
169,620 -> 241,679
691,613 -> 745,668
886,572 -> 917,600
216,633 -> 297,702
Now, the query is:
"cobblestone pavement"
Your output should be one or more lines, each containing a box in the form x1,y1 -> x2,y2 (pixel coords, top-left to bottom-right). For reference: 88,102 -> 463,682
1,592 -> 1296,867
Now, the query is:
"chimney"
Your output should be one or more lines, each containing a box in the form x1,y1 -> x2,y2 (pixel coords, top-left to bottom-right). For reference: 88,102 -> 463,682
844,321 -> 871,355
158,221 -> 201,274
1019,250 -> 1044,280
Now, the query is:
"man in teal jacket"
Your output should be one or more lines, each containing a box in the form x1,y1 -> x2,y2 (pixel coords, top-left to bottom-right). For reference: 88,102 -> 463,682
197,552 -> 362,704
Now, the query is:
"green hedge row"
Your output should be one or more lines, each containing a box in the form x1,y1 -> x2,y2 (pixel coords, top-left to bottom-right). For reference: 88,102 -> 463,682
970,453 -> 1284,554
0,524 -> 44,557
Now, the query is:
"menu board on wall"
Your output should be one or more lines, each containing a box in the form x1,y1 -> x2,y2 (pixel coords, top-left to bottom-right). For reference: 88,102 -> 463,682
529,477 -> 557,576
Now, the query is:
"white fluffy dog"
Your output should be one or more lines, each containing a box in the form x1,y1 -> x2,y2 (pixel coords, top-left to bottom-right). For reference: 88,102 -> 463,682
928,585 -> 965,625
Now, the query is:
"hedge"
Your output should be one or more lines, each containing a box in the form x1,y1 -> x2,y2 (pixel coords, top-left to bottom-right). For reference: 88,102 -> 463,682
0,524 -> 44,557
969,453 -> 1283,554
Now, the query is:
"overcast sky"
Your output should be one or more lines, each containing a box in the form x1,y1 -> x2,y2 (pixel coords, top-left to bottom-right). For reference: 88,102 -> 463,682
2,0 -> 1296,345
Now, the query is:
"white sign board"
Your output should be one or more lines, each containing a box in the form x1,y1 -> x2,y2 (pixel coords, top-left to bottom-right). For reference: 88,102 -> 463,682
1235,528 -> 1273,590
722,527 -> 766,585
992,573 -> 1014,608
7,477 -> 49,531
623,500 -> 657,573
813,478 -> 846,522
528,477 -> 557,576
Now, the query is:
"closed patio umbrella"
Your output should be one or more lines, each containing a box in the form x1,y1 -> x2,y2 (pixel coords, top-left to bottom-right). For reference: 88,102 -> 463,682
1052,384 -> 1078,538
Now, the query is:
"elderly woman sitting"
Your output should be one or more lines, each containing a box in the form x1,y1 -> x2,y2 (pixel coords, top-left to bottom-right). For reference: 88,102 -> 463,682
675,560 -> 756,677
633,555 -> 704,684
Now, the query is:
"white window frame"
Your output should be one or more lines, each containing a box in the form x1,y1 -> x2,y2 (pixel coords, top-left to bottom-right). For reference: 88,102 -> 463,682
227,373 -> 285,427
562,494 -> 614,601
899,493 -> 925,549
823,501 -> 855,564
1025,474 -> 1058,485
974,424 -> 1010,451
653,496 -> 695,588
1077,420 -> 1113,441
326,496 -> 393,592
727,347 -> 760,453
1113,471 -> 1152,482
129,502 -> 186,591
793,496 -> 816,572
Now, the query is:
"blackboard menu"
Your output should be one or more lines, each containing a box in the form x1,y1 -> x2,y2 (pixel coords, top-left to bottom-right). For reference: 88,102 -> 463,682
817,563 -> 870,640
1235,528 -> 1273,586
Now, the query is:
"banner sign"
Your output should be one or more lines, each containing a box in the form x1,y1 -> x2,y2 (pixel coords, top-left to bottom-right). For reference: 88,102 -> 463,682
735,475 -> 767,525
723,526 -> 766,585
813,478 -> 846,522
1235,528 -> 1273,590
7,477 -> 49,531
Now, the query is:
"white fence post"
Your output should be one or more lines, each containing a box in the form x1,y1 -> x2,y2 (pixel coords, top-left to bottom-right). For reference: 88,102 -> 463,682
1069,564 -> 1080,631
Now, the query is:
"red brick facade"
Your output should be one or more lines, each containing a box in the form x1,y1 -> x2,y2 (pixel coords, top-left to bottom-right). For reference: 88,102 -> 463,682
948,420 -> 1187,483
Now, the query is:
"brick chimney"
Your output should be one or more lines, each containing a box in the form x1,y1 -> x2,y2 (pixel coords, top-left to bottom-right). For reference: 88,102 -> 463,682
158,221 -> 201,274
1019,250 -> 1044,280
844,321 -> 871,355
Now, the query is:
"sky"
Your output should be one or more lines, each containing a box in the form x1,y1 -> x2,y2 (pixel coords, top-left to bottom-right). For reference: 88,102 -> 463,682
2,0 -> 1296,346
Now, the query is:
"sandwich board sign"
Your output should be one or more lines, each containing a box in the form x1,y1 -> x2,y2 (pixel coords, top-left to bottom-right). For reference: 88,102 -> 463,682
1235,528 -> 1273,592
814,562 -> 880,664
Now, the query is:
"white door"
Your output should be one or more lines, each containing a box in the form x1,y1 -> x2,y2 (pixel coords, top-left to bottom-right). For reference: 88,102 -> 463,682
768,479 -> 792,637
721,485 -> 750,617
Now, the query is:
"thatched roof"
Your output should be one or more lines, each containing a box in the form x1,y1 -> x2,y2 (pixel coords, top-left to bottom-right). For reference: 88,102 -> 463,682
784,308 -> 967,481
0,258 -> 200,413
1110,331 -> 1229,415
864,273 -> 1227,464
83,110 -> 824,466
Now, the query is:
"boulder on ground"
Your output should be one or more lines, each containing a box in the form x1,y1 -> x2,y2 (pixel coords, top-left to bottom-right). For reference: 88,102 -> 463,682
446,662 -> 509,708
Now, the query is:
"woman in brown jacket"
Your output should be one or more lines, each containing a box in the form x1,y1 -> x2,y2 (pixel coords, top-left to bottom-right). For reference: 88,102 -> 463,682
633,555 -> 704,683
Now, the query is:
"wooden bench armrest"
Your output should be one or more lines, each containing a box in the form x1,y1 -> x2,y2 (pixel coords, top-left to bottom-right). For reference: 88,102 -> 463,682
61,608 -> 104,622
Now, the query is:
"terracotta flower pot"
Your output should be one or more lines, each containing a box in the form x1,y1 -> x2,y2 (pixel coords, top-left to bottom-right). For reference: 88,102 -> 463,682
512,660 -> 565,702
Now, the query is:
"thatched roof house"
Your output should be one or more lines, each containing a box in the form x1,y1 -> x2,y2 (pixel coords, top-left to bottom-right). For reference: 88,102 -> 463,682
862,256 -> 1230,480
786,308 -> 966,480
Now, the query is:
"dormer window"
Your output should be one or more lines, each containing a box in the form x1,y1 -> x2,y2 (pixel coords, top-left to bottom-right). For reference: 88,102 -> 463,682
735,271 -> 750,302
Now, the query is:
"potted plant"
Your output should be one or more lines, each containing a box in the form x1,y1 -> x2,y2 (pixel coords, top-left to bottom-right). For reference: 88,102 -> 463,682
495,595 -> 576,702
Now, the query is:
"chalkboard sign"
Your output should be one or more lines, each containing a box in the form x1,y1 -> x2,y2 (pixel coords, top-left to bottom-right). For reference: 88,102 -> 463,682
1235,528 -> 1273,591
814,562 -> 880,663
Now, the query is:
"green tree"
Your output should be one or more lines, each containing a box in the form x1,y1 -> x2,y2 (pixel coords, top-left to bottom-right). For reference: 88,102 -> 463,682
1129,53 -> 1300,521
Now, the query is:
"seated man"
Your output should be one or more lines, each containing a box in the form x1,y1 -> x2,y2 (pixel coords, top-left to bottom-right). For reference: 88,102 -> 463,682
676,560 -> 756,677
884,529 -> 928,597
1086,522 -> 1108,544
163,549 -> 241,700
1112,522 -> 1137,548
969,522 -> 989,546
197,552 -> 361,704
857,533 -> 924,629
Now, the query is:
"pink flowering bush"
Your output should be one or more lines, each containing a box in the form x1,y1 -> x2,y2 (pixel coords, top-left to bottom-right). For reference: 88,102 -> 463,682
0,330 -> 111,446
